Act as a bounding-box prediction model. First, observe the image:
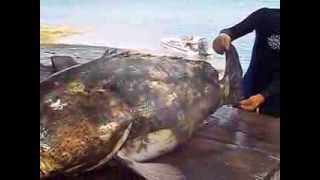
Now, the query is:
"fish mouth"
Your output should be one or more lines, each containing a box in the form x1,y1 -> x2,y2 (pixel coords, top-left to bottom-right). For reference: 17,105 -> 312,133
39,121 -> 133,178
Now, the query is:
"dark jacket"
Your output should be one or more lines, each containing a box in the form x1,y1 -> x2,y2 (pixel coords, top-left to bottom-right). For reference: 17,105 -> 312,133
220,8 -> 280,116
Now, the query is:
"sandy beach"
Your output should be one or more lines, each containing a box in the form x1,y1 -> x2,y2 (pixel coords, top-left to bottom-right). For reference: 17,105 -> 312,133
40,25 -> 81,44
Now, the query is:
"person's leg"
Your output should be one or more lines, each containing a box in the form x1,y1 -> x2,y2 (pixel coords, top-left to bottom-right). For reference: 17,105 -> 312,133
242,68 -> 254,99
242,48 -> 259,99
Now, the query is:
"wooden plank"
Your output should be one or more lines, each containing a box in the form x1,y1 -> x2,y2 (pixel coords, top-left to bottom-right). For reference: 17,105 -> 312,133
207,106 -> 280,159
270,170 -> 280,180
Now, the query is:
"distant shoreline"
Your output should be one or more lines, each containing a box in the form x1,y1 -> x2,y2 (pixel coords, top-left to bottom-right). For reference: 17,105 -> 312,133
40,43 -> 176,58
40,24 -> 81,44
40,43 -> 109,49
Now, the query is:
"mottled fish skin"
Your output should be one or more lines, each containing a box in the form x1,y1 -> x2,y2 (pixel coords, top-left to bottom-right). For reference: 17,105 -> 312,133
40,46 -> 242,178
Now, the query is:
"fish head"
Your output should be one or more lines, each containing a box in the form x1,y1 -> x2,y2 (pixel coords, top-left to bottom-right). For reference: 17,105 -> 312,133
40,77 -> 134,178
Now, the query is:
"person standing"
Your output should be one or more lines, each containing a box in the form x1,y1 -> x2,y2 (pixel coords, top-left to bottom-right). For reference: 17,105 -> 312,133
212,8 -> 280,117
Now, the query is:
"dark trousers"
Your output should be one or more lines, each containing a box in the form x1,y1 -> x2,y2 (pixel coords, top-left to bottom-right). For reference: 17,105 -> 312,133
260,95 -> 280,117
242,68 -> 280,117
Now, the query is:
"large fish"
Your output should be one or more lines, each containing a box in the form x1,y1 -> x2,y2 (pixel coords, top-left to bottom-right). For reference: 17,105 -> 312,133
40,46 -> 242,178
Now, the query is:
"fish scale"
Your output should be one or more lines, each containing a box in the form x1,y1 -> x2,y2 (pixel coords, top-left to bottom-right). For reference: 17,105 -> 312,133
40,46 -> 242,178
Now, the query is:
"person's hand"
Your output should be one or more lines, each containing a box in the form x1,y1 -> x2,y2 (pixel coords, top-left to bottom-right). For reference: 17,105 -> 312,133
239,94 -> 265,111
212,33 -> 231,54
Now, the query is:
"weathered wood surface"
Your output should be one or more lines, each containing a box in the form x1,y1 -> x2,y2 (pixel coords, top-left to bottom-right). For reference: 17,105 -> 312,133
271,170 -> 280,180
41,45 -> 280,180
119,106 -> 280,180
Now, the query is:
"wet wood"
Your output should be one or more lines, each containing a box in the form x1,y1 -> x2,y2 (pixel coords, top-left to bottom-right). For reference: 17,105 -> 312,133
270,170 -> 280,180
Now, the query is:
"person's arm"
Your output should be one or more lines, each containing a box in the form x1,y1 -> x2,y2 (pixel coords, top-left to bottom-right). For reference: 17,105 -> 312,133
213,8 -> 268,54
220,8 -> 268,41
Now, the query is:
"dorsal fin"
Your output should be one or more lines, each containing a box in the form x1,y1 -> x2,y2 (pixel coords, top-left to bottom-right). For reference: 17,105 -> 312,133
51,56 -> 79,72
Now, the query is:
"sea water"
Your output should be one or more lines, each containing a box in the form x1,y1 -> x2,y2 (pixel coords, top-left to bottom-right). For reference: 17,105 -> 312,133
40,0 -> 280,72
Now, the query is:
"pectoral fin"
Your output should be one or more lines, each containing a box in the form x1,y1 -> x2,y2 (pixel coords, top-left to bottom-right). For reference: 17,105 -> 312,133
117,129 -> 179,162
84,122 -> 133,172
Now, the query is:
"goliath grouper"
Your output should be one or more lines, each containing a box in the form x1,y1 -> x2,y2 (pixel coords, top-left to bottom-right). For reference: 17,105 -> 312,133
40,46 -> 242,178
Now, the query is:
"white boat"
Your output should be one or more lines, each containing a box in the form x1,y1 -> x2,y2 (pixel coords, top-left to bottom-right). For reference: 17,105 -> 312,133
160,36 -> 213,57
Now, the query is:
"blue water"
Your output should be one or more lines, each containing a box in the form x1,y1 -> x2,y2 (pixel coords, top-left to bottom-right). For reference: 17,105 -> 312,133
41,0 -> 279,72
